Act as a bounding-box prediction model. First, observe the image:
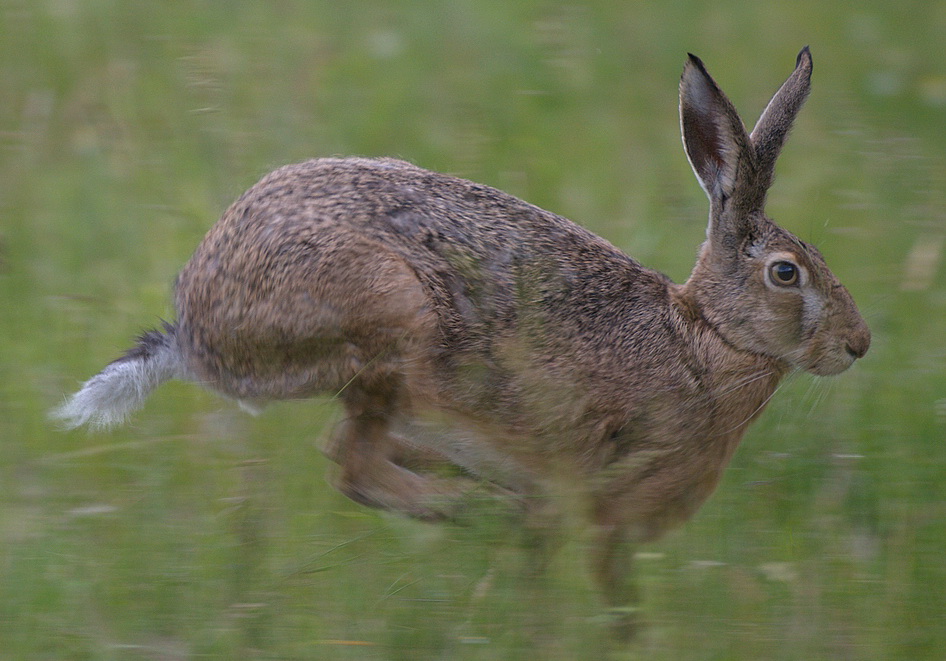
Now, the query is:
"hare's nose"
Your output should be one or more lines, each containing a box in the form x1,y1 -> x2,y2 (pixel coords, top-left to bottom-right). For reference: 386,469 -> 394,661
844,324 -> 871,360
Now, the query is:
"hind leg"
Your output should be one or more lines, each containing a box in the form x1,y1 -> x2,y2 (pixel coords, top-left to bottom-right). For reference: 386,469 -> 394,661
330,379 -> 491,521
324,418 -> 457,474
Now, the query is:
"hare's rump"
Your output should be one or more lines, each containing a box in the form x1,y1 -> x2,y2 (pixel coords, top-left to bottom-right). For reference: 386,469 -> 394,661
175,227 -> 437,404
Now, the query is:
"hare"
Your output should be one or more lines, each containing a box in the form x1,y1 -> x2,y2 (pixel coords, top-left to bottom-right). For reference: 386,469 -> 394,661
54,47 -> 869,635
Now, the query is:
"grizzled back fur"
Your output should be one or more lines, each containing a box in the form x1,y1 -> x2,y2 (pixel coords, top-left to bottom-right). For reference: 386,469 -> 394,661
53,48 -> 869,638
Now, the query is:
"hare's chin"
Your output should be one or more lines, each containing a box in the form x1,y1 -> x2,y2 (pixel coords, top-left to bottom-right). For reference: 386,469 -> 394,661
802,352 -> 857,377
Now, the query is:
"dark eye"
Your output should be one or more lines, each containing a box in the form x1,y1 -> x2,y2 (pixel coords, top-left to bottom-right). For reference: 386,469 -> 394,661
769,261 -> 799,286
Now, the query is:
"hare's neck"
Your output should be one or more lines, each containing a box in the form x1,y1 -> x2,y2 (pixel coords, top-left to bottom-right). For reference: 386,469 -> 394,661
670,283 -> 789,442
706,353 -> 786,436
698,344 -> 786,476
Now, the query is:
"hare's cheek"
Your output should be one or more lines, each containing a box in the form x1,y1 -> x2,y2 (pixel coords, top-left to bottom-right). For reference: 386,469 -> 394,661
762,289 -> 805,351
799,289 -> 826,341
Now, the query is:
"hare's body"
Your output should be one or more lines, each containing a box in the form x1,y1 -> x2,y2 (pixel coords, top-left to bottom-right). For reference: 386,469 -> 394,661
55,49 -> 870,636
175,156 -> 784,533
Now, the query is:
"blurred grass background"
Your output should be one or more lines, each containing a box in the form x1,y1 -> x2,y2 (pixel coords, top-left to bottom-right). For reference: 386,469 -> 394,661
2,0 -> 945,658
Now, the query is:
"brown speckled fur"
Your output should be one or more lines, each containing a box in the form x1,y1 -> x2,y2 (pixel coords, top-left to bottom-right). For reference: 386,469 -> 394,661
56,48 -> 869,636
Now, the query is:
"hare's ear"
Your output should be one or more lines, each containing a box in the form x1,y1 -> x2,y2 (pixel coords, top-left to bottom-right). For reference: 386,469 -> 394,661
750,47 -> 813,191
679,53 -> 753,207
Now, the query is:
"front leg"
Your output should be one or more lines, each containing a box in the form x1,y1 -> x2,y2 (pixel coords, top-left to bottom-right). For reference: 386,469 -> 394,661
589,517 -> 641,641
588,444 -> 719,640
587,448 -> 673,640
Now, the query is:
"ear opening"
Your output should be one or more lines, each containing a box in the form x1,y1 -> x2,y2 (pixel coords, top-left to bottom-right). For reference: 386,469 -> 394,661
679,53 -> 753,204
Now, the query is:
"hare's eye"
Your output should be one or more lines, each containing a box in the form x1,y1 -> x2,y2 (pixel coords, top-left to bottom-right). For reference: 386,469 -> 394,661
769,261 -> 799,286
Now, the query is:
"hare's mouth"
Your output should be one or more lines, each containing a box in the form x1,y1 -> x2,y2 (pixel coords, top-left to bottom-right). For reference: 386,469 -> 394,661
800,345 -> 859,377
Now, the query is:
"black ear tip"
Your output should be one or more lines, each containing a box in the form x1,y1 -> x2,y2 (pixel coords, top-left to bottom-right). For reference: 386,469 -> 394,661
683,52 -> 710,77
796,45 -> 813,70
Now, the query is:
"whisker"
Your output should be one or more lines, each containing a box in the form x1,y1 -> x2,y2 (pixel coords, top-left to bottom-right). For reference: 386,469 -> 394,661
719,378 -> 789,436
715,367 -> 779,399
803,376 -> 833,420
717,366 -> 802,436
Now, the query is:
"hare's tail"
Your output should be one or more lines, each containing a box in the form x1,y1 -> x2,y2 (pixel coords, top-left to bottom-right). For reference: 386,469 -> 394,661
51,322 -> 186,430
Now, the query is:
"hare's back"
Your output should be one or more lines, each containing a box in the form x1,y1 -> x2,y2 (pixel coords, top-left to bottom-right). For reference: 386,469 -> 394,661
174,157 -> 672,403
210,157 -> 629,256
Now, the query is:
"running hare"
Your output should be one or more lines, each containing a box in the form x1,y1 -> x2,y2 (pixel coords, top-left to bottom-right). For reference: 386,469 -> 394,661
55,48 -> 869,634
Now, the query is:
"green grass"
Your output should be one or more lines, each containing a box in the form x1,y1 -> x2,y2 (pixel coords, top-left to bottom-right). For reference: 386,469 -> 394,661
3,0 -> 946,658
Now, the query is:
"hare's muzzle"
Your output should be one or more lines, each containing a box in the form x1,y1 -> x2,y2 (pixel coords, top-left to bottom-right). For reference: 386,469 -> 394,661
844,322 -> 871,360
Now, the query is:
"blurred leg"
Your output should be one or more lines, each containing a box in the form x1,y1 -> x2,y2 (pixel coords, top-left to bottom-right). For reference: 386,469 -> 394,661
590,508 -> 641,640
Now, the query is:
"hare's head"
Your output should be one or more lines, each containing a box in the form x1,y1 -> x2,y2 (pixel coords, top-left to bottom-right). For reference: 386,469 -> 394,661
679,48 -> 870,376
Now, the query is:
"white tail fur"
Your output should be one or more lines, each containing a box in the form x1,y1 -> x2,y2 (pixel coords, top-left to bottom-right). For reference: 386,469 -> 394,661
51,325 -> 184,430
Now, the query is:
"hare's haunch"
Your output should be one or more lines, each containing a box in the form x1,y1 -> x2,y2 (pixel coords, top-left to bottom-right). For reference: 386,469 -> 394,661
54,48 -> 869,637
